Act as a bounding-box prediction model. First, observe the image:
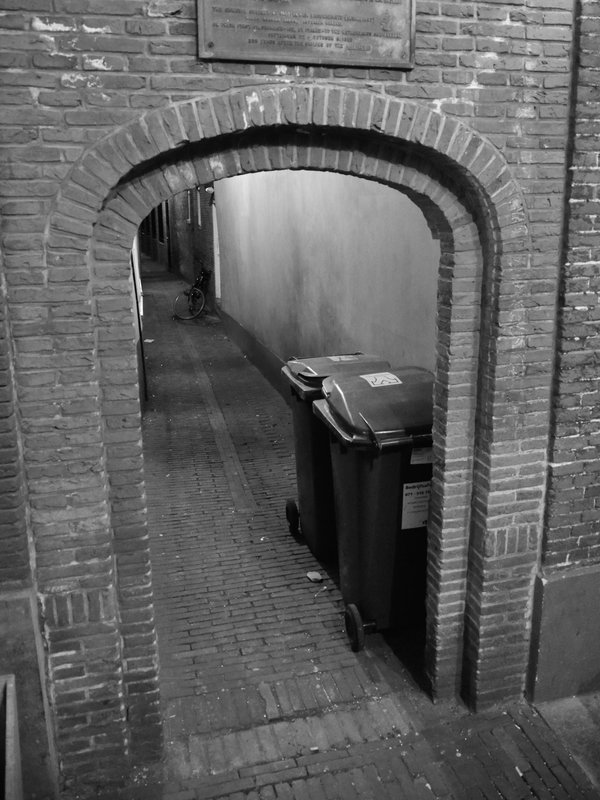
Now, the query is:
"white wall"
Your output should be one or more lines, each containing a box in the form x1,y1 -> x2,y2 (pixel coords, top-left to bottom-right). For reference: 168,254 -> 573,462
215,170 -> 440,371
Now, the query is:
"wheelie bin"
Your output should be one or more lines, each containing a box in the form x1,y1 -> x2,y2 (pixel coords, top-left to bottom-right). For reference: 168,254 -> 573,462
281,354 -> 390,563
312,366 -> 434,650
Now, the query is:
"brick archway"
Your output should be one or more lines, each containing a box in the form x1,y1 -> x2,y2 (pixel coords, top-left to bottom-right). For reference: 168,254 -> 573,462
40,85 -> 533,779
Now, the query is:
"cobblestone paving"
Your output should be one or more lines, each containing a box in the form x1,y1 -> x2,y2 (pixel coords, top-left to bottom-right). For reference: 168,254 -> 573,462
133,274 -> 599,800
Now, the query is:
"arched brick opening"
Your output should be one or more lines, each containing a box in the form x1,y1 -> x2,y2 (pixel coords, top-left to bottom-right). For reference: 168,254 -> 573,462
38,86 -> 533,779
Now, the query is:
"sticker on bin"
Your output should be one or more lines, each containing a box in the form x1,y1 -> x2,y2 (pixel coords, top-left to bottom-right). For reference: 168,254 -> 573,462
360,372 -> 403,387
327,355 -> 360,362
411,447 -> 433,465
401,480 -> 431,529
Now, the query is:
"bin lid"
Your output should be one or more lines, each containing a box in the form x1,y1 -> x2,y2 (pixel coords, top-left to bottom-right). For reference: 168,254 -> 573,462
285,353 -> 390,386
321,366 -> 433,447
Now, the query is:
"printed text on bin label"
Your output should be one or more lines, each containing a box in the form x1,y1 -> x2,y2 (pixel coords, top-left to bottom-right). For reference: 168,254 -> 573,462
411,447 -> 433,465
401,481 -> 431,529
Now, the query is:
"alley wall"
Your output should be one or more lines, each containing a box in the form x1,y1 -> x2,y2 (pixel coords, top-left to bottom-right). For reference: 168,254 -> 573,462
214,170 -> 440,373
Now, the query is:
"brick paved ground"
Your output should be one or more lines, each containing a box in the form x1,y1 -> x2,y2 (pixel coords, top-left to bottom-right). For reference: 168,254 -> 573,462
121,272 -> 599,800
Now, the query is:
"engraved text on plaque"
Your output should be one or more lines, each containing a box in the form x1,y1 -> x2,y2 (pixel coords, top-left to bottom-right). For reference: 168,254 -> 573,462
198,0 -> 415,69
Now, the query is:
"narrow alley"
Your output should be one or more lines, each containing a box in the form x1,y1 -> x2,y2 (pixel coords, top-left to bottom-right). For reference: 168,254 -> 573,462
133,272 -> 598,800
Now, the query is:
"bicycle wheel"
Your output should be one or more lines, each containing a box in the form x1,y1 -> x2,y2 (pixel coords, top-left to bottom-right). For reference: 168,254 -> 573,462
173,288 -> 205,320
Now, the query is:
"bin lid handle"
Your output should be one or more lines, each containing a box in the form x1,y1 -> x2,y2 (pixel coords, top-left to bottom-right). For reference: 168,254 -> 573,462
358,413 -> 380,450
358,413 -> 427,450
358,413 -> 405,450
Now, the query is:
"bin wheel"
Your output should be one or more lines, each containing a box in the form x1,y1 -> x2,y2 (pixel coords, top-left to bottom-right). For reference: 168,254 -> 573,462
285,498 -> 300,537
344,604 -> 365,652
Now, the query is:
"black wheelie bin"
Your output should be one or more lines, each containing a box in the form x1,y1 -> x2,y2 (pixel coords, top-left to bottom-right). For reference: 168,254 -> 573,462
312,366 -> 434,650
281,354 -> 390,563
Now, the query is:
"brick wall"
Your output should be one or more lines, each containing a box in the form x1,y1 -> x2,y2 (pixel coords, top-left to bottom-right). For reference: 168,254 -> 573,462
544,0 -> 600,570
523,0 -> 600,701
166,185 -> 215,283
0,289 -> 28,589
0,0 -> 596,791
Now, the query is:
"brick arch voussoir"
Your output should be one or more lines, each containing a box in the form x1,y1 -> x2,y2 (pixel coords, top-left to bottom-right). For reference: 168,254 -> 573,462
48,85 -> 530,264
96,130 -> 478,288
95,207 -> 140,254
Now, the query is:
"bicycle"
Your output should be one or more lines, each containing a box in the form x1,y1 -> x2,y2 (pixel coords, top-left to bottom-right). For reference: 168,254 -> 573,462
173,268 -> 212,320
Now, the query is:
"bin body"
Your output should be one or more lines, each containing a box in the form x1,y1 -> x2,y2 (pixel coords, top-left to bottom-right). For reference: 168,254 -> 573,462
282,354 -> 390,562
313,367 -> 433,631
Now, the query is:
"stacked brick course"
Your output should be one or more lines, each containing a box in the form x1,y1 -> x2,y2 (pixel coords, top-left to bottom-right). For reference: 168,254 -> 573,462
545,1 -> 600,569
0,0 -> 598,791
0,293 -> 28,588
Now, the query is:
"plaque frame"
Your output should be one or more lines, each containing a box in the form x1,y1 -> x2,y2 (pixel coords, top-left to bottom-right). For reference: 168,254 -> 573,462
197,0 -> 415,70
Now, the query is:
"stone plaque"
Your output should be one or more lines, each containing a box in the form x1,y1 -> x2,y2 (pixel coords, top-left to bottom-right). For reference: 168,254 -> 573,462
197,0 -> 415,69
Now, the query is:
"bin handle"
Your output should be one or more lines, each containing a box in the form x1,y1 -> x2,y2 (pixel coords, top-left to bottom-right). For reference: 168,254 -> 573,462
358,414 -> 430,451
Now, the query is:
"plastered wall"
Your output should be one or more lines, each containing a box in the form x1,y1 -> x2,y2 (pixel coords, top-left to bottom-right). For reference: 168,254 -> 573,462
215,170 -> 440,371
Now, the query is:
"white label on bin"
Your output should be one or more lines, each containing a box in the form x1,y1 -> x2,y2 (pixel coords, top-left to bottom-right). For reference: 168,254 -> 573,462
328,355 -> 360,362
360,372 -> 403,387
401,481 -> 431,529
411,447 -> 433,465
